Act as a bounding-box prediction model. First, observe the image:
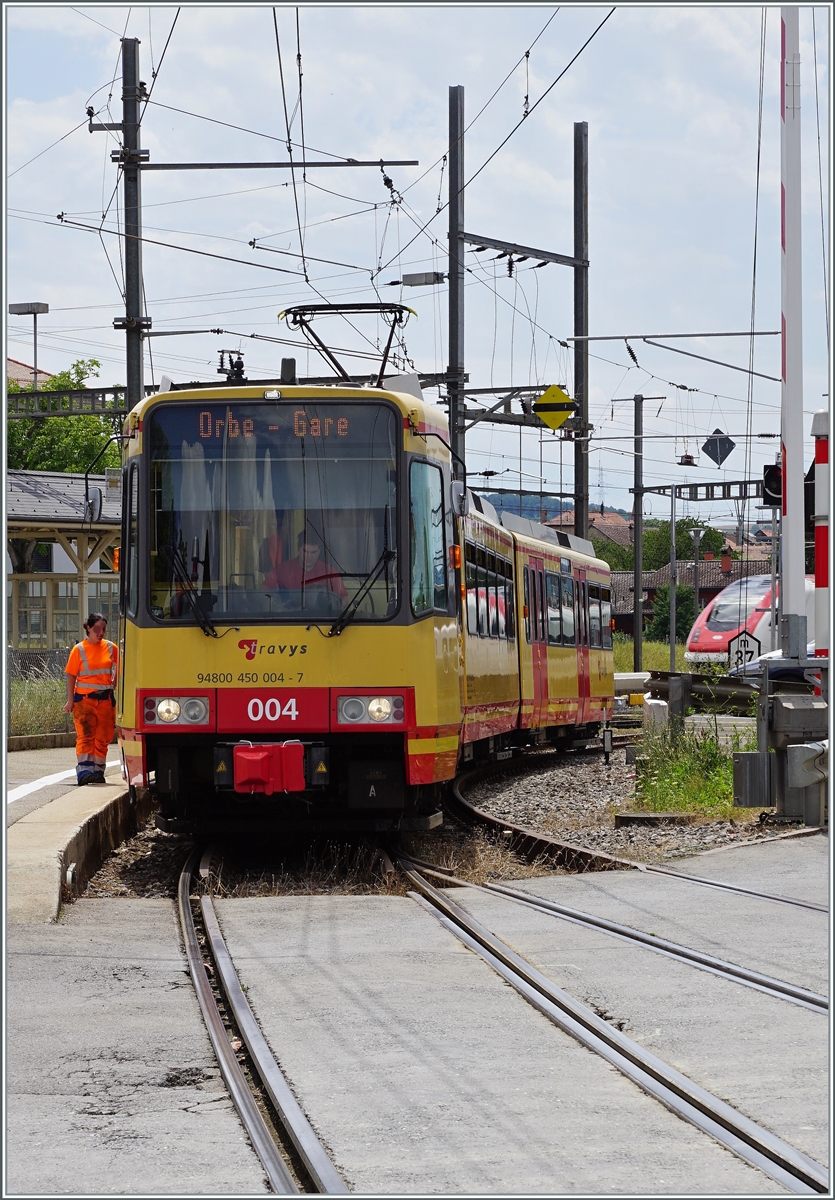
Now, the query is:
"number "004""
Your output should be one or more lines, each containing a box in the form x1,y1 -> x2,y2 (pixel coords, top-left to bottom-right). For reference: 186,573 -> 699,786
247,697 -> 298,721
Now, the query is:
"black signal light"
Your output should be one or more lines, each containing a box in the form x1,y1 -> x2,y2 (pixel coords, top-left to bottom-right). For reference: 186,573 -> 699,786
763,464 -> 782,507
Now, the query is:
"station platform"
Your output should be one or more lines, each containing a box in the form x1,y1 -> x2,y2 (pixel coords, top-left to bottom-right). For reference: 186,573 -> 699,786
7,746 -> 129,925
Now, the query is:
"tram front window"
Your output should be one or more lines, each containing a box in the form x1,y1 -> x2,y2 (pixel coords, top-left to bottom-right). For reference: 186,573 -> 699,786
148,402 -> 398,622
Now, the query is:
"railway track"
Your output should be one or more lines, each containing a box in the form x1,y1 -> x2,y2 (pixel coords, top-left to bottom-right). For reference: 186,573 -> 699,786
449,751 -> 829,912
399,858 -> 829,1195
399,856 -> 827,1013
179,826 -> 826,1195
177,851 -> 347,1195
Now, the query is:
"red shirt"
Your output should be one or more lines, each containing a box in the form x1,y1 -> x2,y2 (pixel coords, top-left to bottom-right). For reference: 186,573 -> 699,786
271,557 -> 346,597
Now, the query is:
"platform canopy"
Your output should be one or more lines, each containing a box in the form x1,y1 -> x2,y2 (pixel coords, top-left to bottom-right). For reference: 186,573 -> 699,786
7,470 -> 121,646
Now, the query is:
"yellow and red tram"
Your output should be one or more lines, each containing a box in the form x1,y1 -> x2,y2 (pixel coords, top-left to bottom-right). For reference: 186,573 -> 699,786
115,382 -> 613,832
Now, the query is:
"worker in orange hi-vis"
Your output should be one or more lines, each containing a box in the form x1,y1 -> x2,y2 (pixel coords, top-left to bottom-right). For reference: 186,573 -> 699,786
64,612 -> 119,785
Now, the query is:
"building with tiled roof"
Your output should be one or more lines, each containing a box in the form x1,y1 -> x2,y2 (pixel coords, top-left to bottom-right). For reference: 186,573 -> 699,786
546,507 -> 634,547
610,558 -> 774,636
7,358 -> 53,387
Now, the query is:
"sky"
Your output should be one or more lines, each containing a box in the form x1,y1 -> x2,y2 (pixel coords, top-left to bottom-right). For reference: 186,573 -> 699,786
4,4 -> 831,528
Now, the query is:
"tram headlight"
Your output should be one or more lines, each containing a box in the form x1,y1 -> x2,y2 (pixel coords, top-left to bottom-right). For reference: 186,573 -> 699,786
181,697 -> 209,724
367,697 -> 392,722
337,695 -> 405,724
339,697 -> 366,723
156,698 -> 181,723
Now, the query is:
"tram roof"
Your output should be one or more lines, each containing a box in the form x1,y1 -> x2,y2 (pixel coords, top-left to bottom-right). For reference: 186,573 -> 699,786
465,498 -> 607,571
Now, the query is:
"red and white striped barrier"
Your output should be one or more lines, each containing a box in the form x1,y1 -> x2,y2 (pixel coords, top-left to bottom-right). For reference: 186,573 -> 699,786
812,409 -> 829,659
780,8 -> 806,626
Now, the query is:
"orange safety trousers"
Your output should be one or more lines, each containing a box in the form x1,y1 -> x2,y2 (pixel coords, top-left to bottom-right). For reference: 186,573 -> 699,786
73,694 -> 115,782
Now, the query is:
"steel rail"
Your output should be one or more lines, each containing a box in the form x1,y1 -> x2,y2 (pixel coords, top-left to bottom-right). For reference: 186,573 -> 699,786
452,759 -> 830,911
399,858 -> 827,1014
449,758 -> 635,872
199,897 -> 349,1194
177,851 -> 299,1193
401,862 -> 828,1195
641,864 -> 829,913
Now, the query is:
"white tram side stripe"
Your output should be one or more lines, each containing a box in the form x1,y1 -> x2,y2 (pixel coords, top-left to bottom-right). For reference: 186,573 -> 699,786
7,760 -> 121,805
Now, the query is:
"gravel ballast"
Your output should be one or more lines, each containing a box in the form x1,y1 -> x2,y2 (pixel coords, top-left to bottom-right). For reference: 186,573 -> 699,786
466,748 -> 786,862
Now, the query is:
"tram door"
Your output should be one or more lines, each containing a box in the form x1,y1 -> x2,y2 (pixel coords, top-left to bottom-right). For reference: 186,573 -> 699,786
530,559 -> 549,727
576,569 -> 590,723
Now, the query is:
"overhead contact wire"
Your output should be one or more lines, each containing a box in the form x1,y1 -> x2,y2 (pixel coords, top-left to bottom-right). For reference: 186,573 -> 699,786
273,8 -> 308,281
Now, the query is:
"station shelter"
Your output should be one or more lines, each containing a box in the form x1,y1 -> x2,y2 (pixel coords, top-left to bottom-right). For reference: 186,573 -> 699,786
7,469 -> 120,652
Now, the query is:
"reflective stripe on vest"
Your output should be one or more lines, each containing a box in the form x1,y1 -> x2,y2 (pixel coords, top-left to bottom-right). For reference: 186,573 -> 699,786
75,640 -> 116,692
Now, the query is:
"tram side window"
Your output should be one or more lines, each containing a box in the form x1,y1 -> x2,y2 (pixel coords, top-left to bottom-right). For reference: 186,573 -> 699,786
125,464 -> 139,618
546,573 -> 561,644
589,584 -> 602,648
465,543 -> 515,640
487,559 -> 499,637
504,562 -> 516,640
497,571 -> 506,638
601,586 -> 613,649
477,551 -> 489,636
538,570 -> 547,643
530,568 -> 541,643
410,461 -> 447,615
524,568 -> 531,642
561,576 -> 576,645
465,542 -> 478,634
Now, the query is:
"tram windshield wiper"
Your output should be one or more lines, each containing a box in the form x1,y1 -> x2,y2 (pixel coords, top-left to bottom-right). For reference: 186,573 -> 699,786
327,549 -> 396,637
163,545 -> 218,638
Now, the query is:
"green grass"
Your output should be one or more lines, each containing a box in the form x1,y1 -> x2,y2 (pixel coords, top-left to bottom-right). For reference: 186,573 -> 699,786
9,675 -> 70,737
634,723 -> 762,820
613,636 -> 687,673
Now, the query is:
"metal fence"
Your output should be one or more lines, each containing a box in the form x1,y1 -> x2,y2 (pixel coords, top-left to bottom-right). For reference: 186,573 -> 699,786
7,648 -> 68,679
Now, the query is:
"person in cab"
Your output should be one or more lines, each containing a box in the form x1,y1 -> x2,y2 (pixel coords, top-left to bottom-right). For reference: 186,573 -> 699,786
266,531 -> 347,597
64,612 -> 118,785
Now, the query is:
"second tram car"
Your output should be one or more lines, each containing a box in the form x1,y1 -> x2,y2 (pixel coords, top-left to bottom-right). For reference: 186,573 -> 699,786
116,380 -> 613,832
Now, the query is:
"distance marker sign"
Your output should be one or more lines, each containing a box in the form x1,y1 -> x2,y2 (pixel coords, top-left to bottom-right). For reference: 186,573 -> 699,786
533,385 -> 575,431
727,630 -> 761,671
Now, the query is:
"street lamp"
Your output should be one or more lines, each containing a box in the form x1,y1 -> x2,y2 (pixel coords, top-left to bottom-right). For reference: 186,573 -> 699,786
8,302 -> 49,389
689,527 -> 703,618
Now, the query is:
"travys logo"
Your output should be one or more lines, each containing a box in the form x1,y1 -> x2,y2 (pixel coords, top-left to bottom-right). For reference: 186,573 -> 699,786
237,639 -> 308,660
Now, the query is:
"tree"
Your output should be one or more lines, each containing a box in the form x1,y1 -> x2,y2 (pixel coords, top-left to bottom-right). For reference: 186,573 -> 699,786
591,538 -> 634,571
645,584 -> 695,643
8,359 -> 122,573
643,519 -> 723,570
7,359 -> 122,473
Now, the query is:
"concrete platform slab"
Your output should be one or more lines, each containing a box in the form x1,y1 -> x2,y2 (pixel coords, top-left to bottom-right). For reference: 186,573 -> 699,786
507,848 -> 828,998
7,747 -> 122,828
671,830 -> 830,906
501,830 -> 830,998
6,745 -> 79,784
217,895 -> 786,1195
6,900 -> 268,1196
449,885 -> 829,1167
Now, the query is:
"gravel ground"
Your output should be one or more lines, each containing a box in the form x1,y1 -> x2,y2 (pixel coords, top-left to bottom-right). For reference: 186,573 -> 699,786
467,748 -> 787,863
78,746 -> 793,899
81,823 -> 193,900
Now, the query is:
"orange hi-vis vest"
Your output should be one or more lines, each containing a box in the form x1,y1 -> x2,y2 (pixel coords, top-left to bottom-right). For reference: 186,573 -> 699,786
66,639 -> 118,694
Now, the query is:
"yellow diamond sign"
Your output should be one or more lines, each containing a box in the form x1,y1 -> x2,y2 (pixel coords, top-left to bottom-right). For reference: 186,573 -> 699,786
533,385 -> 575,431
